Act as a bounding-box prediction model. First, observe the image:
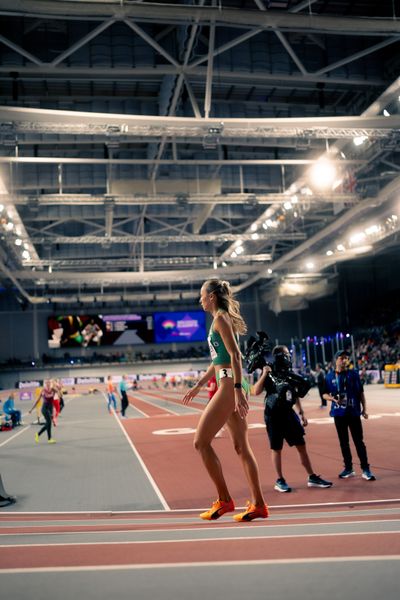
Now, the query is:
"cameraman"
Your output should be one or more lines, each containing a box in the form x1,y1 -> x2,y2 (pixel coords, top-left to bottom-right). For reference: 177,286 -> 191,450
253,345 -> 332,493
323,350 -> 375,481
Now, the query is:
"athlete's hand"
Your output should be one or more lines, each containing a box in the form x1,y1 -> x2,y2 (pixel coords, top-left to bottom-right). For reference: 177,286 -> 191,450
182,385 -> 200,405
234,389 -> 249,419
362,410 -> 368,419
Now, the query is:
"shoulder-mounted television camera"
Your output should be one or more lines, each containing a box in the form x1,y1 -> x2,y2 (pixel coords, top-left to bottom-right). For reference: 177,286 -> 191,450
244,331 -> 273,373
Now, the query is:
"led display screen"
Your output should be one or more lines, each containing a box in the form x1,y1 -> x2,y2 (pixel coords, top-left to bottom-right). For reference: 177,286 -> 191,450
154,310 -> 206,344
47,314 -> 154,348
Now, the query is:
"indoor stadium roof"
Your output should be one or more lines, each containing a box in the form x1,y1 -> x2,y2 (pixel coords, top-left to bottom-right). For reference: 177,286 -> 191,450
0,0 -> 399,308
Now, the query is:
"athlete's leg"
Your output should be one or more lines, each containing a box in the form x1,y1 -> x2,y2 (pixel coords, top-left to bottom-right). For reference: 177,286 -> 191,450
193,385 -> 235,502
226,410 -> 265,506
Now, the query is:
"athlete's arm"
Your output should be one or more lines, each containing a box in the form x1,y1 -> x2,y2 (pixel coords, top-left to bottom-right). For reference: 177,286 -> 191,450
182,363 -> 215,404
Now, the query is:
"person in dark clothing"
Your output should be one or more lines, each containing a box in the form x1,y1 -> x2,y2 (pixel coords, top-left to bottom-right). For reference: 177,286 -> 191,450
315,363 -> 327,407
323,350 -> 375,481
119,374 -> 131,419
253,345 -> 332,493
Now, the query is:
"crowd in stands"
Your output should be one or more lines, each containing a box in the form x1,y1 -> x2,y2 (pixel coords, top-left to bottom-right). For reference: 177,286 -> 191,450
352,320 -> 400,371
1,345 -> 210,370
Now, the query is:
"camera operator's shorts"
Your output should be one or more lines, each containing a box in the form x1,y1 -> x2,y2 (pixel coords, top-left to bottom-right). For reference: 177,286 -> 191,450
264,409 -> 305,451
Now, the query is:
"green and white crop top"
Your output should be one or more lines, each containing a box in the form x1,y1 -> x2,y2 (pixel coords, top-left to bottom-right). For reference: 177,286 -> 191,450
207,313 -> 238,366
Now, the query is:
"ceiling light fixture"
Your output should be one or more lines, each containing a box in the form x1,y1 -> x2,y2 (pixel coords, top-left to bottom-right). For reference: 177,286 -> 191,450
353,136 -> 368,146
309,159 -> 337,190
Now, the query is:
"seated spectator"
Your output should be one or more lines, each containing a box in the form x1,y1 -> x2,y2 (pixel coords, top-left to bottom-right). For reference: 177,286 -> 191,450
3,393 -> 23,427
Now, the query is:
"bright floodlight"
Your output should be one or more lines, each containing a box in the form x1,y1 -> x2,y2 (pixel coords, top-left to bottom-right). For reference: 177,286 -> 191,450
309,159 -> 336,190
305,261 -> 315,270
349,232 -> 366,245
353,136 -> 368,146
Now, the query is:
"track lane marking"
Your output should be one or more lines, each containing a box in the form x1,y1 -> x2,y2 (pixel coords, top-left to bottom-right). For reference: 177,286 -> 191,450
1,554 -> 399,574
1,527 -> 399,548
103,392 -> 170,511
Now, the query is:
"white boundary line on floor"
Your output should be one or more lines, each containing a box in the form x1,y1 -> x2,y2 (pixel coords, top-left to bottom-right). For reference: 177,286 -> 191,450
1,554 -> 400,574
2,497 -> 400,516
128,391 -> 184,416
0,425 -> 30,448
1,517 -> 399,539
102,392 -> 170,511
1,527 -> 399,549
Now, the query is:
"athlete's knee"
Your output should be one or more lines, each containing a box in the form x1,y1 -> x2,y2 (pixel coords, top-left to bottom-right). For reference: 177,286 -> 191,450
193,436 -> 211,453
233,438 -> 249,456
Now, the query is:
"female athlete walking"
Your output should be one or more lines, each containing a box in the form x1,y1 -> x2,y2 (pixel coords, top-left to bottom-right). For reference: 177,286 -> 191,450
183,279 -> 268,522
29,379 -> 58,444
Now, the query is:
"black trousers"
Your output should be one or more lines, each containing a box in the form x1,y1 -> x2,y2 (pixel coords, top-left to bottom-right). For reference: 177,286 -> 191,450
334,415 -> 369,471
38,404 -> 53,440
121,391 -> 129,416
318,386 -> 327,406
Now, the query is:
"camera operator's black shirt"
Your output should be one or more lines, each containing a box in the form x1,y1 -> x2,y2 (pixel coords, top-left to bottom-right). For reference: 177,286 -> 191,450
263,370 -> 311,416
263,373 -> 297,416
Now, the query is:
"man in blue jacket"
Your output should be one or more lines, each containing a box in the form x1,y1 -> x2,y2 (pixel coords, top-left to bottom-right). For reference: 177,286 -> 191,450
323,350 -> 375,481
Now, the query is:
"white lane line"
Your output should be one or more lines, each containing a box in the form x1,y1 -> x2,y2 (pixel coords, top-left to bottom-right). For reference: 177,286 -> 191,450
1,517 -> 399,539
102,392 -> 170,511
0,425 -> 30,448
140,390 -> 203,410
127,403 -> 150,418
129,393 -> 183,416
0,528 -> 399,549
1,554 -> 400,574
2,497 -> 400,516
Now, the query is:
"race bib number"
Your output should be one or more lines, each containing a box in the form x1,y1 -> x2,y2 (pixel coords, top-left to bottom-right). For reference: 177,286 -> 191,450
219,368 -> 233,379
208,335 -> 218,360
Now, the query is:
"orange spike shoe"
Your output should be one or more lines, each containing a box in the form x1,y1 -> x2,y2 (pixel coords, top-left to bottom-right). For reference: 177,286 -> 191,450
200,498 -> 235,520
233,502 -> 269,522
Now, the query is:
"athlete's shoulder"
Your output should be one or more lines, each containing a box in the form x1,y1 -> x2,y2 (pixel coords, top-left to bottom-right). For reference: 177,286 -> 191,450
213,310 -> 231,330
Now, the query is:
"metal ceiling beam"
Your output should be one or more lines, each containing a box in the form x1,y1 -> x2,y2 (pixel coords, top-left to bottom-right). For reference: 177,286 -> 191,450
9,193 -> 359,206
0,65 -> 385,87
204,19 -> 215,119
0,157 -> 367,166
0,33 -> 43,65
1,106 -> 398,137
1,2 -> 399,36
16,264 -> 269,285
28,232 -> 307,245
50,17 -> 117,67
314,36 -> 400,77
27,253 -> 273,269
123,18 -> 180,68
